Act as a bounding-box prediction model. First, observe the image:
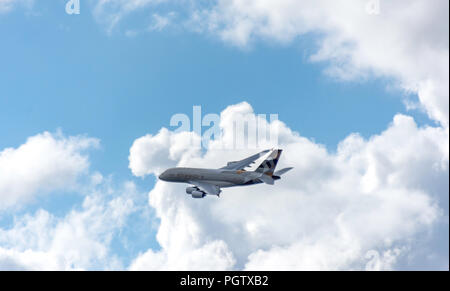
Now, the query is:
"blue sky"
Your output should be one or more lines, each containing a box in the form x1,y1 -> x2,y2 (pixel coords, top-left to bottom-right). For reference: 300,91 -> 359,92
0,0 -> 447,270
0,1 -> 431,173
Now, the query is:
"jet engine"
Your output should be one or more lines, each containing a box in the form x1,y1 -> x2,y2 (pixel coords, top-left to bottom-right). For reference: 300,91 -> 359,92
191,190 -> 206,198
186,187 -> 198,194
186,187 -> 206,198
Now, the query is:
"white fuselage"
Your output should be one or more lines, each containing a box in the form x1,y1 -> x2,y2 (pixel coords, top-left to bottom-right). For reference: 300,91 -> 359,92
158,167 -> 260,187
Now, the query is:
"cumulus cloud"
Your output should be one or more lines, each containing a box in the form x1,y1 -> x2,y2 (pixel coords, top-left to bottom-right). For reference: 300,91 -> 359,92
5,1 -> 448,127
148,12 -> 176,31
2,0 -> 447,271
191,0 -> 449,127
129,102 -> 449,270
0,0 -> 33,14
0,131 -> 99,210
0,180 -> 139,270
92,0 -> 168,33
92,0 -> 449,127
129,128 -> 202,177
0,131 -> 150,270
116,1 -> 449,268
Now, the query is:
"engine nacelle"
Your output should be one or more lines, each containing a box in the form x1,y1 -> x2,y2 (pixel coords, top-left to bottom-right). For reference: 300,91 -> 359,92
186,187 -> 199,194
191,190 -> 206,198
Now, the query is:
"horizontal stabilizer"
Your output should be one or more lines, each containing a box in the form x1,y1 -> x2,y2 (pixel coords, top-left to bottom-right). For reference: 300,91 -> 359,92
258,174 -> 274,185
274,167 -> 293,176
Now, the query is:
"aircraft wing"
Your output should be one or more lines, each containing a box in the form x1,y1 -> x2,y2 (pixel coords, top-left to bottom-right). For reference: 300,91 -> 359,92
189,181 -> 221,195
219,149 -> 270,171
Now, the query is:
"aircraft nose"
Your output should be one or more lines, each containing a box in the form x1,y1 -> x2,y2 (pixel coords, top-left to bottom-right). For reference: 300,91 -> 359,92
158,171 -> 167,181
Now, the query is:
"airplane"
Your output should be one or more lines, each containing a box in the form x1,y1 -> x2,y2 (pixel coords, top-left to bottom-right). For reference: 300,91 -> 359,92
158,149 -> 293,198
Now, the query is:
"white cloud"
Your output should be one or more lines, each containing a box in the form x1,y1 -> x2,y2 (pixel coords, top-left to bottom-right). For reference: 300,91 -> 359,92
130,237 -> 235,270
125,29 -> 139,37
0,131 -> 99,210
0,180 -> 139,270
0,0 -> 33,14
93,0 -> 168,33
5,1 -> 447,128
192,0 -> 449,127
129,128 -> 202,177
2,0 -> 447,271
129,102 -> 449,270
148,12 -> 176,31
364,248 -> 405,271
0,0 -> 15,13
92,0 -> 448,128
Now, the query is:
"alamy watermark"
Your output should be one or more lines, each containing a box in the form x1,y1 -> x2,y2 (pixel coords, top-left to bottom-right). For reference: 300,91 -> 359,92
365,0 -> 381,15
170,106 -> 279,150
66,0 -> 80,15
65,1 -> 380,16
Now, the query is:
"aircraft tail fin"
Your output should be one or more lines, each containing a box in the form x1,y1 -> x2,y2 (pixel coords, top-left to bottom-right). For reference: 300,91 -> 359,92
255,149 -> 282,174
